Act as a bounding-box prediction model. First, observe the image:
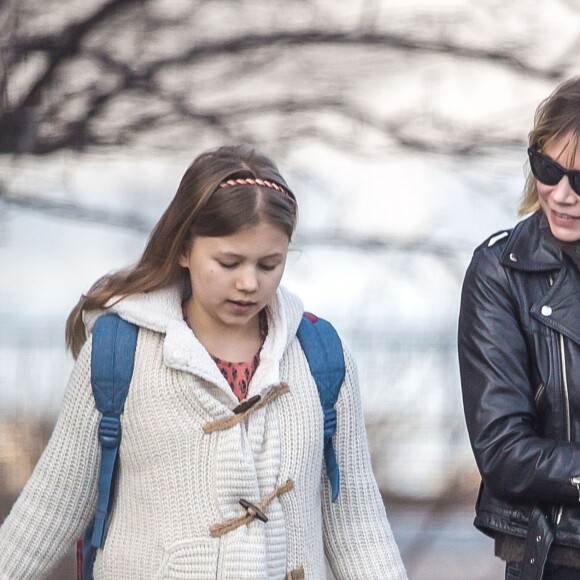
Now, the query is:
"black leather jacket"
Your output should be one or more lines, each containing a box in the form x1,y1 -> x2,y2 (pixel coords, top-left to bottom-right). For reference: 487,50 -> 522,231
459,211 -> 580,575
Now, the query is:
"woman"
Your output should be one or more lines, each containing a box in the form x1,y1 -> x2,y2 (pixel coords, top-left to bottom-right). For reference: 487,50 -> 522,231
459,77 -> 580,580
0,145 -> 407,579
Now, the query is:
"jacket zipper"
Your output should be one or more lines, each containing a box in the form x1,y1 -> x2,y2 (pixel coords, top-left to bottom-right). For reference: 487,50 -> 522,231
559,332 -> 571,443
549,275 -> 574,523
572,477 -> 580,501
557,331 -> 572,523
547,276 -> 567,524
552,289 -> 580,507
534,382 -> 545,405
562,330 -> 580,504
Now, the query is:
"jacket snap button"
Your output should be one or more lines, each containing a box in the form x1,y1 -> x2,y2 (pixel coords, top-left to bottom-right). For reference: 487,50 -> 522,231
541,305 -> 552,316
530,558 -> 535,564
536,535 -> 542,542
509,253 -> 518,262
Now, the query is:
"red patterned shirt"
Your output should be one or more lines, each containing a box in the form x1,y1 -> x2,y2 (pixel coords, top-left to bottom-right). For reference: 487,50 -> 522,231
182,305 -> 268,401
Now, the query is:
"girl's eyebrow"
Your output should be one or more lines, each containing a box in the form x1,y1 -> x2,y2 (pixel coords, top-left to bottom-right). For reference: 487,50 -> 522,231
217,251 -> 285,259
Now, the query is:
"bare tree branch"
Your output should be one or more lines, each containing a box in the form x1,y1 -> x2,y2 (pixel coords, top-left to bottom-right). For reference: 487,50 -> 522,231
1,1 -> 576,156
156,30 -> 563,80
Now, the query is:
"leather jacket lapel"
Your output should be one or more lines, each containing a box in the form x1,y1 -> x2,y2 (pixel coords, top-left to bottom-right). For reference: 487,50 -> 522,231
531,265 -> 580,346
500,211 -> 561,272
498,211 -> 580,345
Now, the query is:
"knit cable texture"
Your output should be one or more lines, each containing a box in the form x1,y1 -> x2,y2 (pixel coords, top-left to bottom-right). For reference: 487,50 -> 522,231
0,285 -> 407,579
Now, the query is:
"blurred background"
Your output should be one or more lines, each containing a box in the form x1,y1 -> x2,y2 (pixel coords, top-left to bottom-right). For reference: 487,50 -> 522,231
1,0 -> 580,578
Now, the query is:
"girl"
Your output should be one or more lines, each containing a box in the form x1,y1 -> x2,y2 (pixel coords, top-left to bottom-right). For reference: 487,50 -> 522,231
459,77 -> 580,580
0,145 -> 407,579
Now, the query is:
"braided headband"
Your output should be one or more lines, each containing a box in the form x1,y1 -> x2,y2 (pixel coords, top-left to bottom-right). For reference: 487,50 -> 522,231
219,177 -> 294,200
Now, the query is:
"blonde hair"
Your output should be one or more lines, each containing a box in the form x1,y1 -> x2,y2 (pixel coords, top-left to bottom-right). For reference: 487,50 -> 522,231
519,77 -> 580,216
65,145 -> 297,358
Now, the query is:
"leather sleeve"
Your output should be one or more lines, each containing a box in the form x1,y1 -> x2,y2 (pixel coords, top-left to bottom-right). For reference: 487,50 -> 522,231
458,245 -> 580,504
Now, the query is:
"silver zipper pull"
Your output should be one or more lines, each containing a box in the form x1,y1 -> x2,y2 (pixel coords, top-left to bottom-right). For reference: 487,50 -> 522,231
571,476 -> 580,501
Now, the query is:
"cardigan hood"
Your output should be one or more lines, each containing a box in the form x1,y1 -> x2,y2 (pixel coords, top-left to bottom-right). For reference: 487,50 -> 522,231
84,283 -> 304,402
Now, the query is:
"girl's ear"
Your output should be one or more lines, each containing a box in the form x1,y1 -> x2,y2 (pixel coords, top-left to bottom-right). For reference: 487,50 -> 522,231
178,251 -> 190,269
180,237 -> 194,268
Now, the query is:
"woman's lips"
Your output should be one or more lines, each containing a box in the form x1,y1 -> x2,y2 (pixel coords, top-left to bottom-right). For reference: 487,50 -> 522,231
552,209 -> 580,222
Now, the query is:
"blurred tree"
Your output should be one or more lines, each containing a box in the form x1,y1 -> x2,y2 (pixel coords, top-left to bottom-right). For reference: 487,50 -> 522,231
2,0 -> 579,247
1,0 -> 579,158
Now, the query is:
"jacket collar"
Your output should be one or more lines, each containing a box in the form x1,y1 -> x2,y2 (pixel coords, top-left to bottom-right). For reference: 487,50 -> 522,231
84,283 -> 304,402
501,212 -> 580,345
500,211 -> 563,272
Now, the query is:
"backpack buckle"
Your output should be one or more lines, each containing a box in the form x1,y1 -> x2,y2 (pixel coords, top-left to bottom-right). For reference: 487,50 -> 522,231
98,415 -> 121,448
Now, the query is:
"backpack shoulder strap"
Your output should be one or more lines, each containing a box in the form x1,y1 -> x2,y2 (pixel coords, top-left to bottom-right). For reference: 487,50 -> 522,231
89,313 -> 138,548
297,312 -> 345,502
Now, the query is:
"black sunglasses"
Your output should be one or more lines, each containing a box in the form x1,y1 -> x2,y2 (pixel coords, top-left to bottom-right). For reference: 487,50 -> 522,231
528,146 -> 580,196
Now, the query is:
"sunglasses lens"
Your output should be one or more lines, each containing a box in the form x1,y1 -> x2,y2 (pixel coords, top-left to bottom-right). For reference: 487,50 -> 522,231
531,152 -> 563,186
570,173 -> 580,196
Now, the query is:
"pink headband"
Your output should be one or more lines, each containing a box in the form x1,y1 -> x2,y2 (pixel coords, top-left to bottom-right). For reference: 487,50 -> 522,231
219,177 -> 294,199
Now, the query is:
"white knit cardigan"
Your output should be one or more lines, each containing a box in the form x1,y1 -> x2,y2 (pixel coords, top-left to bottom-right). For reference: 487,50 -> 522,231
0,284 -> 407,579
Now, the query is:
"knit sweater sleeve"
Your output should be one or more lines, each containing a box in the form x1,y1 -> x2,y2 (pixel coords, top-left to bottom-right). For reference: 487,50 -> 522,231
0,339 -> 100,580
322,345 -> 408,580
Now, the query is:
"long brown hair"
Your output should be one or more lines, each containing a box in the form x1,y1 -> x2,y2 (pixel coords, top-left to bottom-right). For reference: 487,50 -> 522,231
519,77 -> 580,215
66,145 -> 297,357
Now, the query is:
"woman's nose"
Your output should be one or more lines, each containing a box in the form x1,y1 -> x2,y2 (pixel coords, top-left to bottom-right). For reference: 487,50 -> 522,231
551,176 -> 578,204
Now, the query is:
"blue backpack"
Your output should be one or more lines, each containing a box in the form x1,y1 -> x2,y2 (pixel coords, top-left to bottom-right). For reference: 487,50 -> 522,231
78,311 -> 345,579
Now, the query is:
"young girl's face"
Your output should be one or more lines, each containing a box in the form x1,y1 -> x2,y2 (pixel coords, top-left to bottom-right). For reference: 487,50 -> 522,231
179,220 -> 289,332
